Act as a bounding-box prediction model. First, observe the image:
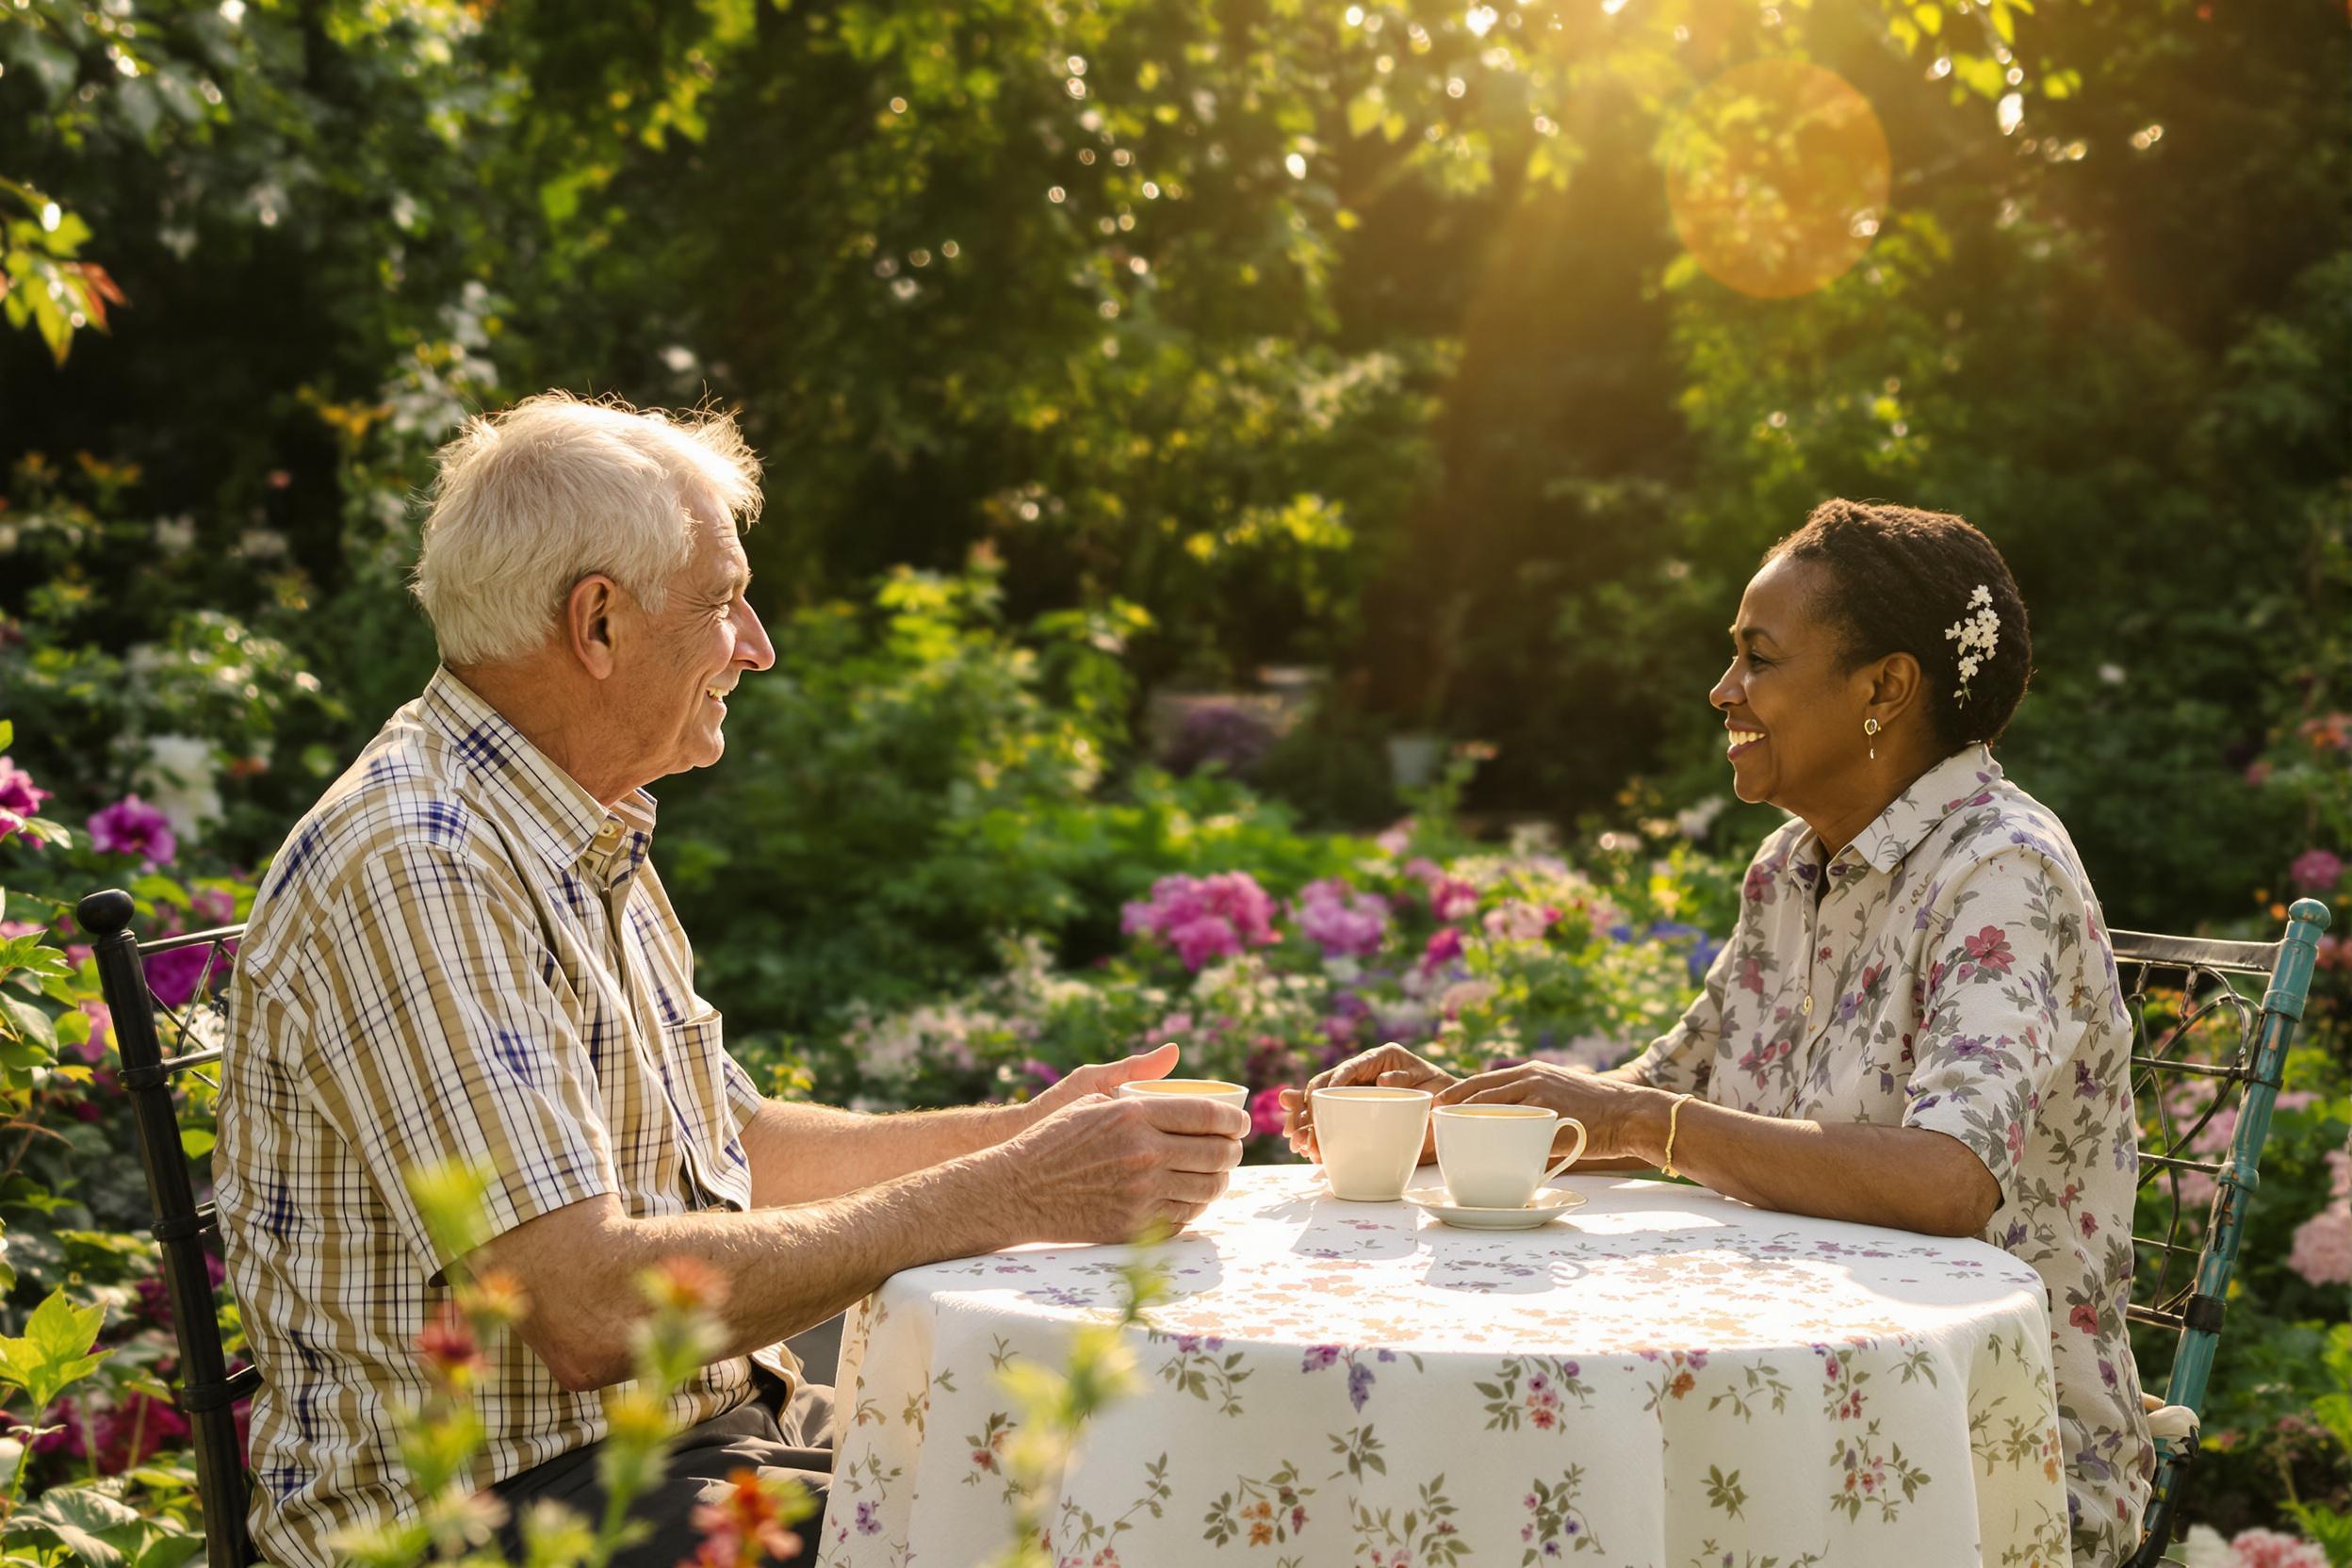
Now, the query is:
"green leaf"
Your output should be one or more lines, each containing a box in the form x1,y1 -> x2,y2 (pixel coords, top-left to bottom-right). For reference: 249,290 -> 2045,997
0,1288 -> 110,1410
0,720 -> 12,750
129,874 -> 186,907
5,1484 -> 148,1568
178,1127 -> 216,1160
1914,4 -> 1943,34
0,994 -> 55,1053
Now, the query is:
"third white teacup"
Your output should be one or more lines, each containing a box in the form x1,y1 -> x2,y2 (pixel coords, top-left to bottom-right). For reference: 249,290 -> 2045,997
1432,1103 -> 1589,1210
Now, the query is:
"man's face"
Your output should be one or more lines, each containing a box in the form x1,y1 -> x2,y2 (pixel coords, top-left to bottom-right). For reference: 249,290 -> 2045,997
618,494 -> 774,782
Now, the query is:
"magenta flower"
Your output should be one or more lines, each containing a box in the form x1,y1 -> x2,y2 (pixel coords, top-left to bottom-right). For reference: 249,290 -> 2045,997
2289,848 -> 2344,894
88,795 -> 177,867
144,941 -> 235,1009
1122,872 -> 1280,969
1170,914 -> 1242,970
0,757 -> 49,818
1421,926 -> 1464,972
1248,1086 -> 1286,1139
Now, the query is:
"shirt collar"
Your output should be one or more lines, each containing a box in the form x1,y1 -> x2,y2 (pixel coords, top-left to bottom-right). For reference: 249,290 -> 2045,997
1789,743 -> 2004,888
419,667 -> 659,886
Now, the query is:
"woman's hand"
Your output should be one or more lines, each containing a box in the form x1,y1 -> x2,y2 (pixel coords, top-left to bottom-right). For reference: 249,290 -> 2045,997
1281,1042 -> 1456,1163
1438,1061 -> 1669,1163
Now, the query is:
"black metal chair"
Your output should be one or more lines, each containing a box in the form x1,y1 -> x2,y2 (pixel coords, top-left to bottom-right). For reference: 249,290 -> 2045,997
2115,897 -> 2332,1568
76,888 -> 257,1568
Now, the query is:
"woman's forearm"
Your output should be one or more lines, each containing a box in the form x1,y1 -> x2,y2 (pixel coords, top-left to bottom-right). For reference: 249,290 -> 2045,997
1619,1095 -> 2000,1238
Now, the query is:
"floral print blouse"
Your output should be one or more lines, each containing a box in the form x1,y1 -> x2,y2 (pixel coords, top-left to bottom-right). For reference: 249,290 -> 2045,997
1625,743 -> 2155,1567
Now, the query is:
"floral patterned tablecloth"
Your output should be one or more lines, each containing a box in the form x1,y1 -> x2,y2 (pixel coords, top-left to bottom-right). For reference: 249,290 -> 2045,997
817,1168 -> 2072,1568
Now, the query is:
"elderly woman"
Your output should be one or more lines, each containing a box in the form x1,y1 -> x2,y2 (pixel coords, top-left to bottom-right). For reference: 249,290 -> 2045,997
1283,499 -> 2155,1568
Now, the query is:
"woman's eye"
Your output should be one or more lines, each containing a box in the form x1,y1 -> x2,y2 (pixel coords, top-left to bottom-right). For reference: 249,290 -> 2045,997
1744,652 -> 1772,670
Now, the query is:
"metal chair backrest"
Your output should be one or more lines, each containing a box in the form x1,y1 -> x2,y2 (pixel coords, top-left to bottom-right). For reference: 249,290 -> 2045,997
2114,896 -> 2330,1568
75,888 -> 257,1568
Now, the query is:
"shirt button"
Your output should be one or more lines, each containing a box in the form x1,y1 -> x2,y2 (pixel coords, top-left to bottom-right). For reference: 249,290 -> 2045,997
593,819 -> 623,846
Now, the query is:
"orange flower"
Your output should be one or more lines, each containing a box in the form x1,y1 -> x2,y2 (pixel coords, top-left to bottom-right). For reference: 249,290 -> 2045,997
644,1255 -> 729,1315
685,1468 -> 802,1566
1668,1370 -> 1696,1400
416,1301 -> 483,1389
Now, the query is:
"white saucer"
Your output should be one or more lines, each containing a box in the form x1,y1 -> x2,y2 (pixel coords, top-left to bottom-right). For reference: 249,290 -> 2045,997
1404,1185 -> 1586,1230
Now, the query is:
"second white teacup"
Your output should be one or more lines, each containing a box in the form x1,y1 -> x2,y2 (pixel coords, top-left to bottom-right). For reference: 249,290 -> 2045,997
1117,1078 -> 1249,1109
1432,1103 -> 1589,1210
1312,1086 -> 1434,1201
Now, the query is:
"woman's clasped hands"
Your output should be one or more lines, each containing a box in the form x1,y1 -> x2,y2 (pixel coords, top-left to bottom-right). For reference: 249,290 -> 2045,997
1279,1040 -> 1664,1169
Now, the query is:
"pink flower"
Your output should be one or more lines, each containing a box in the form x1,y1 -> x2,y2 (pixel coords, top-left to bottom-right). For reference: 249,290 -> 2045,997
1169,915 -> 1241,971
1248,1086 -> 1286,1139
1962,926 -> 2015,974
1121,873 -> 1279,969
88,795 -> 177,867
1420,927 -> 1463,972
1428,875 -> 1478,923
0,757 -> 49,819
1374,819 -> 1414,857
1481,900 -> 1557,943
2226,1527 -> 2330,1568
2287,1155 -> 2351,1288
2288,848 -> 2344,894
1297,878 -> 1389,959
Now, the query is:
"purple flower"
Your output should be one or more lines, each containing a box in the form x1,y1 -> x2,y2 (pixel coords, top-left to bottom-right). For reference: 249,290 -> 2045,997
1170,914 -> 1242,971
1420,927 -> 1463,972
1347,1360 -> 1375,1410
1298,878 -> 1390,958
2290,848 -> 2344,894
1019,1058 -> 1064,1089
145,941 -> 236,1009
855,1501 -> 881,1536
1301,1345 -> 1341,1371
0,758 -> 50,819
88,795 -> 177,867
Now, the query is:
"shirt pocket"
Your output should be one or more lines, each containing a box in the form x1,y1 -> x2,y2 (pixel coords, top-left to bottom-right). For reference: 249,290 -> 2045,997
658,1010 -> 755,1213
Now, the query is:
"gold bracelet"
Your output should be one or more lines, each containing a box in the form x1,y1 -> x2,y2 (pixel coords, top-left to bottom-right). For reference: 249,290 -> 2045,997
1660,1092 -> 1698,1180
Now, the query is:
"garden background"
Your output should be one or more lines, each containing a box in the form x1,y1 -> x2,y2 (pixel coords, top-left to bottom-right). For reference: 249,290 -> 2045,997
0,0 -> 2346,1562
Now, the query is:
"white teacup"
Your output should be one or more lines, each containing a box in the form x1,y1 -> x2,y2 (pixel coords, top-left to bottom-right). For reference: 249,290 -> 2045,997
1432,1103 -> 1589,1210
1312,1086 -> 1434,1201
1117,1078 -> 1249,1109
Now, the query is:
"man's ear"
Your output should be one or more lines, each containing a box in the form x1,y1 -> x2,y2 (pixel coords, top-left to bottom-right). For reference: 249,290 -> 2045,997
565,575 -> 621,680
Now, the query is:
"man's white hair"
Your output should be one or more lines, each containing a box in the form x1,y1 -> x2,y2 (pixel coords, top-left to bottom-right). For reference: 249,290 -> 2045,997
412,392 -> 763,666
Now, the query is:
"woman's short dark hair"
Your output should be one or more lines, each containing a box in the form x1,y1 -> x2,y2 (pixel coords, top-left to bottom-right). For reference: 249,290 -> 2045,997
1764,499 -> 2034,752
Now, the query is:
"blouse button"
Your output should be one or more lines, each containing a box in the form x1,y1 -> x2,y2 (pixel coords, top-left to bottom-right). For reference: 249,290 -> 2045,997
1802,993 -> 1815,1015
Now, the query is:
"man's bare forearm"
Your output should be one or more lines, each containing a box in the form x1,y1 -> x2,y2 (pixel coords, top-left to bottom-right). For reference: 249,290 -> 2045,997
743,1096 -> 1037,1207
496,1149 -> 1022,1390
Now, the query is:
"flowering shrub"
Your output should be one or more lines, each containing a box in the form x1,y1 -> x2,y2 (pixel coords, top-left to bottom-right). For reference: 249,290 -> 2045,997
808,815 -> 1736,1153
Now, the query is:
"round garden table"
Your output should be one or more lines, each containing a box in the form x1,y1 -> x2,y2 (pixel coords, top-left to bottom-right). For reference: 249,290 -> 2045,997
815,1166 -> 2072,1567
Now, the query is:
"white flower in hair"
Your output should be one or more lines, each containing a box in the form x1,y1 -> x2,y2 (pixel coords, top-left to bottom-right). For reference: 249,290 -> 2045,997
1945,583 -> 2000,702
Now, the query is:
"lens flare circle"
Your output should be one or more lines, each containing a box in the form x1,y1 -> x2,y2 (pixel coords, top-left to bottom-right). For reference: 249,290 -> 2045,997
1664,59 -> 1892,301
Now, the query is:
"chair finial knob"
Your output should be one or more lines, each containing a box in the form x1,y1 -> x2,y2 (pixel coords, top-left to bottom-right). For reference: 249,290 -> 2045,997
74,889 -> 137,939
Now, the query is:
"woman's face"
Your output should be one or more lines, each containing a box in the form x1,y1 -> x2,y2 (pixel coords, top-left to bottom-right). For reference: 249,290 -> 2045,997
1709,555 -> 1873,810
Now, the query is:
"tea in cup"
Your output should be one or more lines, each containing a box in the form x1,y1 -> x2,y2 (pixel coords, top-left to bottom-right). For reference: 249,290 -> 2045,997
1311,1086 -> 1434,1201
1431,1103 -> 1589,1210
1116,1078 -> 1249,1109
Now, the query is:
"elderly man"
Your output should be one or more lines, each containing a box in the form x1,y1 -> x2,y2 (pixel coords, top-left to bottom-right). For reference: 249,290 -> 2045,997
217,394 -> 1246,1568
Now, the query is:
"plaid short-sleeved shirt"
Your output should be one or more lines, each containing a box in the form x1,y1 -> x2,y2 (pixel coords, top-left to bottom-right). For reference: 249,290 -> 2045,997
1625,745 -> 2154,1567
218,668 -> 786,1568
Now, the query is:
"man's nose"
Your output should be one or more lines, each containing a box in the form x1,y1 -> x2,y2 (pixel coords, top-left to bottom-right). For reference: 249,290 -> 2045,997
739,600 -> 777,672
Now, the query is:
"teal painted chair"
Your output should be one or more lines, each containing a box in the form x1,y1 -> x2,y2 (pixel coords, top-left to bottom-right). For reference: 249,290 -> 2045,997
2115,897 -> 2332,1568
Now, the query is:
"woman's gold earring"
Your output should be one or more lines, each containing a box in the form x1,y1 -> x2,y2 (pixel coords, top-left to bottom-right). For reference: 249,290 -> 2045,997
1864,716 -> 1882,760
